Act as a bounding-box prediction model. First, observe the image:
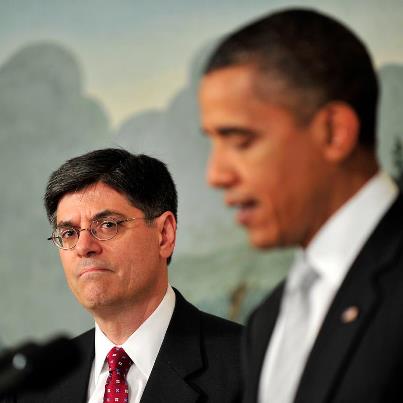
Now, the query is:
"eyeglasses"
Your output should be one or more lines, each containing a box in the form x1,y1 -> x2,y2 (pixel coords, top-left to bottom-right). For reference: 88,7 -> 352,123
48,217 -> 150,250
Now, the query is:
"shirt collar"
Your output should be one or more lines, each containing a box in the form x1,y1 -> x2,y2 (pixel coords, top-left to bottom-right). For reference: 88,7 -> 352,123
93,284 -> 176,382
305,171 -> 398,288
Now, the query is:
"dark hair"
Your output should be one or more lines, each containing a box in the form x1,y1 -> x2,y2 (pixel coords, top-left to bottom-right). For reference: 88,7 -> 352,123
204,8 -> 379,148
44,148 -> 178,262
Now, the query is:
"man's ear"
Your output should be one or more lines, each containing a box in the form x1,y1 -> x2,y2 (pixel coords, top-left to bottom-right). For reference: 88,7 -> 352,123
315,102 -> 360,162
157,212 -> 176,259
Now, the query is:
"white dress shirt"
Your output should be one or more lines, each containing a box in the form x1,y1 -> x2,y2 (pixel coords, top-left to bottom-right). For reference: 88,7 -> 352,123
87,285 -> 176,403
258,171 -> 398,403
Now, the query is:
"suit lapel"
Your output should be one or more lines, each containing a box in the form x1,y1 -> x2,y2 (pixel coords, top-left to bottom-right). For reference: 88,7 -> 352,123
295,195 -> 403,403
140,290 -> 203,403
140,359 -> 200,403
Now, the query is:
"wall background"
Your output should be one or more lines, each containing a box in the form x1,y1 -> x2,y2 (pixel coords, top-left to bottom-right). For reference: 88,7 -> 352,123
0,0 -> 402,348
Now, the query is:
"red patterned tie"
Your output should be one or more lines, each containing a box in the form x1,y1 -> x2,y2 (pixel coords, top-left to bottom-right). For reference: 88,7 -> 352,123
103,347 -> 133,403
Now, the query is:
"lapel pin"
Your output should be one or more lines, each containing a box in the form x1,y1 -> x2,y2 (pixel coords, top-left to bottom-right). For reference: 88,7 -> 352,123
341,306 -> 360,324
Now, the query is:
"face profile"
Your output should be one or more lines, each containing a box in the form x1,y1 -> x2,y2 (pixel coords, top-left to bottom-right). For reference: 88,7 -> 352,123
200,64 -> 334,248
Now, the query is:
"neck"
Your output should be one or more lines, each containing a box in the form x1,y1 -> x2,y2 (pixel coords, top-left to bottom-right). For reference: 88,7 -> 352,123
302,150 -> 379,248
92,286 -> 168,345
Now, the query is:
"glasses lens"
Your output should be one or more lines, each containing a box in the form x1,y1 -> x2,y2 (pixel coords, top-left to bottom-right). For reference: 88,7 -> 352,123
53,227 -> 79,249
91,219 -> 118,240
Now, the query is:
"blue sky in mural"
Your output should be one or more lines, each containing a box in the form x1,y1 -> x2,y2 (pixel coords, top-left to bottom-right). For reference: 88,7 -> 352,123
1,0 -> 402,126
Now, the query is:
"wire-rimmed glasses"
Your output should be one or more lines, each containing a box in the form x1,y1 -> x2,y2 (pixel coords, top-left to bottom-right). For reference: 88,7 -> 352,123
48,217 -> 149,250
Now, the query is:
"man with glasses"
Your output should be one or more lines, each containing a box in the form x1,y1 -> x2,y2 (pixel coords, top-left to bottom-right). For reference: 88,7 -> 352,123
12,148 -> 242,403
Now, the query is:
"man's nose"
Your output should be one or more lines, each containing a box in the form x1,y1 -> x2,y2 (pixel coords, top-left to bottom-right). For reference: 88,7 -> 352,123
206,147 -> 237,189
74,229 -> 102,257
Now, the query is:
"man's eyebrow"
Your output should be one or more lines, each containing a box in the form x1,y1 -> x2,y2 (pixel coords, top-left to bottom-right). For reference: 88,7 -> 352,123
201,126 -> 258,137
56,220 -> 75,228
92,210 -> 124,221
56,210 -> 124,227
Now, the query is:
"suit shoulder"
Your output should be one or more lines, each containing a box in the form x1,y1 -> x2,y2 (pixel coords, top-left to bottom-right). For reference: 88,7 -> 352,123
174,288 -> 243,333
173,290 -> 243,361
199,309 -> 243,336
177,290 -> 243,335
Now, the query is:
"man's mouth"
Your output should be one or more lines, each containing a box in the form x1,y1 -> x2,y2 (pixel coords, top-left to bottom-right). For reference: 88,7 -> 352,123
78,266 -> 111,278
227,198 -> 258,225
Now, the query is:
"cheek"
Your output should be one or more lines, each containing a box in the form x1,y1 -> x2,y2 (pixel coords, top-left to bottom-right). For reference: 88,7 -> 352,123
59,253 -> 84,298
118,235 -> 160,271
237,139 -> 286,182
59,253 -> 74,280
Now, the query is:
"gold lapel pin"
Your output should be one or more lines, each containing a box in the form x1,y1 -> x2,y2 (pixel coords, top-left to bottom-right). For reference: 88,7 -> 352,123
341,306 -> 360,324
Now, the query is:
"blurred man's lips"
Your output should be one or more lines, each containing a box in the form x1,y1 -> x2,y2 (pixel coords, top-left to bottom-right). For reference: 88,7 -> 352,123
227,200 -> 258,225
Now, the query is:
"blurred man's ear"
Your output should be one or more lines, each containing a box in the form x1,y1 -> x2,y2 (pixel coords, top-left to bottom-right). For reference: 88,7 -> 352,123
157,211 -> 176,260
318,102 -> 360,162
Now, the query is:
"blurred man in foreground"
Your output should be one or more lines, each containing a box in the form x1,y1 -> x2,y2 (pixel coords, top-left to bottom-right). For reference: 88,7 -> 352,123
8,148 -> 242,403
200,8 -> 403,403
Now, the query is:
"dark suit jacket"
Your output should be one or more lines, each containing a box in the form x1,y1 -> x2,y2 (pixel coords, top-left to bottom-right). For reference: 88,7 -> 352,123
243,194 -> 403,403
6,290 -> 242,403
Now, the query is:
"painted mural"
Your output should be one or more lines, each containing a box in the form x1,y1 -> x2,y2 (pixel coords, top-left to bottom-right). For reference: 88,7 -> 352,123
0,0 -> 402,348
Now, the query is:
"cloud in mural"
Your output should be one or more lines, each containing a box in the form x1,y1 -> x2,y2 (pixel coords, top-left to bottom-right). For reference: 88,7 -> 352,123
0,42 -> 111,344
0,42 -> 110,154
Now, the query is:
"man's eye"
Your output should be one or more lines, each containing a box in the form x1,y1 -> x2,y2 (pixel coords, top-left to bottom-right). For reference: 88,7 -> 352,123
60,228 -> 76,239
100,220 -> 117,230
229,136 -> 255,150
237,139 -> 252,149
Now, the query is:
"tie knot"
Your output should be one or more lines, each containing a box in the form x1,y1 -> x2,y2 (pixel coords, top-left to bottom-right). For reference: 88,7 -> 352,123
299,267 -> 318,291
287,257 -> 319,294
106,347 -> 133,374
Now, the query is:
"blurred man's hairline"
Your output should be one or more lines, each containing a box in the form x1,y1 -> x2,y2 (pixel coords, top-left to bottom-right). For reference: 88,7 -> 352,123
204,61 -> 323,127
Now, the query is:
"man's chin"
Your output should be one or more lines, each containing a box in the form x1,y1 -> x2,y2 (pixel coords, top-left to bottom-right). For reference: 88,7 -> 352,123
75,288 -> 112,311
248,228 -> 280,250
79,298 -> 106,312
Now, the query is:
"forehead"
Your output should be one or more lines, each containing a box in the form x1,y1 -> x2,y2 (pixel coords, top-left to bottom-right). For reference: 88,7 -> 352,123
201,65 -> 292,113
56,182 -> 135,221
200,65 -> 260,110
200,65 -> 321,136
201,66 -> 304,132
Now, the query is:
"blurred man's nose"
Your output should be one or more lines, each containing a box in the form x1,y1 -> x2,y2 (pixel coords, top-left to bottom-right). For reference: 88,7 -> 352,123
206,147 -> 237,189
